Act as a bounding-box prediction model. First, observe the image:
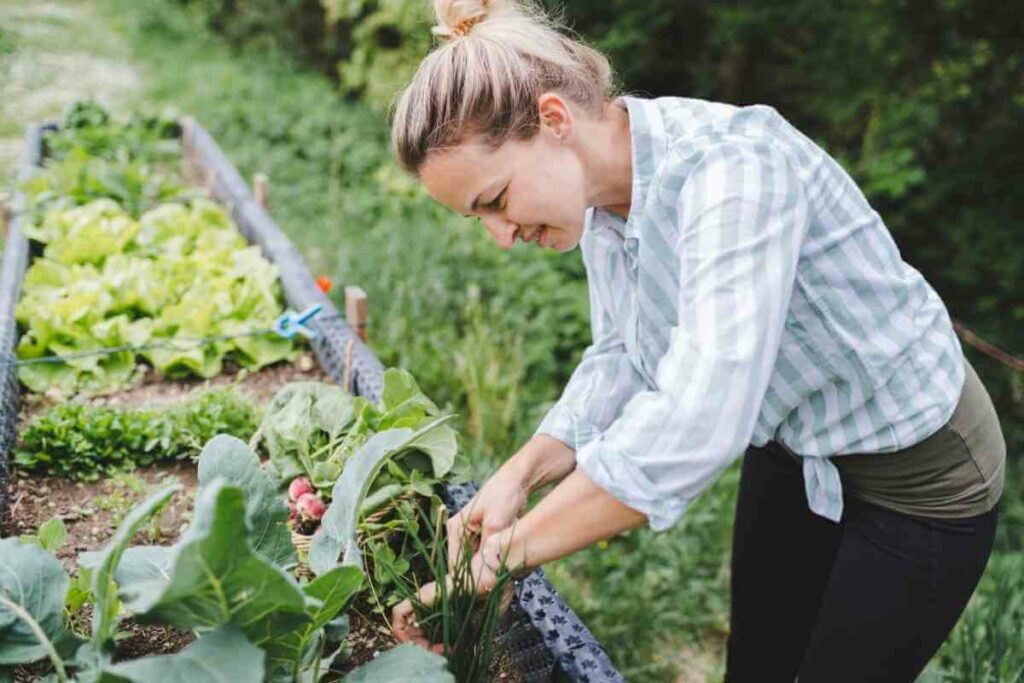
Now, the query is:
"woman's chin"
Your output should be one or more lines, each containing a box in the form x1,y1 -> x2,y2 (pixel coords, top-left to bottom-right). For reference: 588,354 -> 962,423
549,232 -> 581,252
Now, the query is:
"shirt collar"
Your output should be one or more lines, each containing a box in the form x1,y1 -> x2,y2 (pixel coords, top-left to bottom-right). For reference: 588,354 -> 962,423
589,96 -> 669,243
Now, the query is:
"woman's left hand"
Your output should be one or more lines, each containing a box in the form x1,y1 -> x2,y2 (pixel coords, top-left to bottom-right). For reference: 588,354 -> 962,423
391,531 -> 513,649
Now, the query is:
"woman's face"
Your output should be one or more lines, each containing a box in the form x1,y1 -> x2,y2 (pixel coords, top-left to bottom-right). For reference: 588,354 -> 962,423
419,118 -> 589,252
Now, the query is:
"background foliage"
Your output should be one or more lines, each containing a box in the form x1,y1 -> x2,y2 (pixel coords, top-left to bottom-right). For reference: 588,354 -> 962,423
172,0 -> 1024,453
5,0 -> 1021,679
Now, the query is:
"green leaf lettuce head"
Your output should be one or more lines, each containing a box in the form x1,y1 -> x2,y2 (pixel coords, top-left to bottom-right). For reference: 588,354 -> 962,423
16,197 -> 297,395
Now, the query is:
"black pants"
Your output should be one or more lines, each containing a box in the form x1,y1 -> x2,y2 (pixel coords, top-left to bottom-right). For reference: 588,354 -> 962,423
725,443 -> 999,683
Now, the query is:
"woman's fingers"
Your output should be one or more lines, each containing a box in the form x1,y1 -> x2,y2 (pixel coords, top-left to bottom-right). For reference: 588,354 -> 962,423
446,497 -> 481,569
391,581 -> 456,652
391,598 -> 425,645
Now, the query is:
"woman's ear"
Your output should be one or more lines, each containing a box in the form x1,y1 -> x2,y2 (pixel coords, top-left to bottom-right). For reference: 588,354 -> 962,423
537,92 -> 573,140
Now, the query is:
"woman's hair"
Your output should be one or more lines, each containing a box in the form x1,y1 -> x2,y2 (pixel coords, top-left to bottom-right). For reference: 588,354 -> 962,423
390,0 -> 617,176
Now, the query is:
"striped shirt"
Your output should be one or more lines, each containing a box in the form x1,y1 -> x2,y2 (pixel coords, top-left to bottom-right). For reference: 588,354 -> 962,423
535,95 -> 966,531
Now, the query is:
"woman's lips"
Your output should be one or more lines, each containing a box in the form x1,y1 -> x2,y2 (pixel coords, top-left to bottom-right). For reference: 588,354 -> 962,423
514,225 -> 553,248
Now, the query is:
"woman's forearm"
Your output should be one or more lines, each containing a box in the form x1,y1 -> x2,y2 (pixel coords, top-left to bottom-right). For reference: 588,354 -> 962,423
504,433 -> 578,493
497,468 -> 648,572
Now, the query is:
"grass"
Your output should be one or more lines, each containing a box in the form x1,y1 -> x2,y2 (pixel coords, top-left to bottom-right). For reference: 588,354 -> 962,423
0,0 -> 140,184
7,1 -> 1022,680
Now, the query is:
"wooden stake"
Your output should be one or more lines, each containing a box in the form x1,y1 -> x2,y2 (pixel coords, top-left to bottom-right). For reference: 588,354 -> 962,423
180,117 -> 196,184
345,286 -> 368,343
253,173 -> 270,211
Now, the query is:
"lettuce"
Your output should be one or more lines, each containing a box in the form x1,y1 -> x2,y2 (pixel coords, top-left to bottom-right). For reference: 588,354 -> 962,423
16,198 -> 297,395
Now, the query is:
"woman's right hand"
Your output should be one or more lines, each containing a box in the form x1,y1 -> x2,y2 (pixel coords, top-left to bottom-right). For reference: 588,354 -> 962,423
446,462 -> 529,570
446,434 -> 577,570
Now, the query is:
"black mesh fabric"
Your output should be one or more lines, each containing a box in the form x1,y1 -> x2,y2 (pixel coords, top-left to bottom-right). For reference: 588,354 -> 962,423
0,124 -> 45,521
0,119 -> 623,682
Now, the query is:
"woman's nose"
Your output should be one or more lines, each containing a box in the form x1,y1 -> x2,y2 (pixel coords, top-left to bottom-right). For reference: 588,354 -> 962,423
481,216 -> 518,250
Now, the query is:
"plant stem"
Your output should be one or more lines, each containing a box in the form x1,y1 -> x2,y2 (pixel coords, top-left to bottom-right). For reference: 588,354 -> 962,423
0,592 -> 68,683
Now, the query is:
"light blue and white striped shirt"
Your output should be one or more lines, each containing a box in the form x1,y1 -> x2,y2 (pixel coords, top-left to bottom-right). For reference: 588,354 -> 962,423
536,96 -> 966,531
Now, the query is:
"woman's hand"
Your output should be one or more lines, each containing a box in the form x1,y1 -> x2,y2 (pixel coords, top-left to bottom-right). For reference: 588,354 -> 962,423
391,469 -> 647,652
391,434 -> 577,649
447,434 -> 577,568
392,531 -> 515,651
445,464 -> 528,571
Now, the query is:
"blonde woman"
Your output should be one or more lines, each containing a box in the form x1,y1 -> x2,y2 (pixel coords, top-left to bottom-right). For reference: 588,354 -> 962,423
388,1 -> 1006,679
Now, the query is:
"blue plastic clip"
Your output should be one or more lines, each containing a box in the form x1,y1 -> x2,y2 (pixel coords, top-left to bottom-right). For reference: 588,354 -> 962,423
273,304 -> 323,340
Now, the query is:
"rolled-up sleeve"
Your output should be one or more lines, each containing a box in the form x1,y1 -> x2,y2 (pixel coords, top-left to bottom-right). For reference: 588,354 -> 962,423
576,139 -> 810,531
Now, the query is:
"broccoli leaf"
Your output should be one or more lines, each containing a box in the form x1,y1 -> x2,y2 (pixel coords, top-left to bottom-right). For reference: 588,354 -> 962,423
0,539 -> 78,666
308,415 -> 455,576
196,435 -> 296,569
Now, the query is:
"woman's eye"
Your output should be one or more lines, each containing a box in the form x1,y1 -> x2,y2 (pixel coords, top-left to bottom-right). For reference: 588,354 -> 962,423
489,189 -> 506,210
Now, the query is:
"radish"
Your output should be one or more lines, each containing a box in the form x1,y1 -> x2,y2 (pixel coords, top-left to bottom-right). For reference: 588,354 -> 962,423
296,492 -> 326,522
288,477 -> 314,502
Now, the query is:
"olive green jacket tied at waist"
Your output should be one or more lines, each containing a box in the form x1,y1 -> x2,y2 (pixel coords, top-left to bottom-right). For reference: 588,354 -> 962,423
827,359 -> 1005,518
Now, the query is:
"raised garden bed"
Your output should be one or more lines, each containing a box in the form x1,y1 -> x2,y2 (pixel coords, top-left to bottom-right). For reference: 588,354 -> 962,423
0,106 -> 623,682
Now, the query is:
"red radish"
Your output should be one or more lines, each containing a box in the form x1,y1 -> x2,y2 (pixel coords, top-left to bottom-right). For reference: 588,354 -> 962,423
288,477 -> 314,502
296,492 -> 326,522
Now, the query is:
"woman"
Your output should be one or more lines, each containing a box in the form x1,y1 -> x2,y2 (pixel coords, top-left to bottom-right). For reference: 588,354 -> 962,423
388,1 -> 1007,680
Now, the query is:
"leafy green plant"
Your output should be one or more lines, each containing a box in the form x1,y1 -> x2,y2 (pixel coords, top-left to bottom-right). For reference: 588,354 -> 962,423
0,433 -> 454,681
389,501 -> 515,683
258,369 -> 464,496
15,386 -> 258,480
16,194 -> 297,395
43,100 -> 181,164
19,517 -> 69,554
309,412 -> 455,575
23,100 -> 192,224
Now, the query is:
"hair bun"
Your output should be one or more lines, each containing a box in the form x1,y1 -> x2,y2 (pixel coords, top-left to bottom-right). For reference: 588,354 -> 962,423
432,0 -> 515,40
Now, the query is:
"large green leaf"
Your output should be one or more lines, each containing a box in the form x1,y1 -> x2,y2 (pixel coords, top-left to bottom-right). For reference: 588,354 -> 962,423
301,566 -> 364,635
99,546 -> 174,592
117,481 -> 309,640
98,625 -> 264,683
259,382 -> 355,483
260,565 -> 365,678
196,435 -> 295,568
405,421 -> 458,479
0,539 -> 74,666
92,484 -> 180,646
259,383 -> 320,482
343,643 -> 454,682
380,368 -> 439,421
308,415 -> 454,576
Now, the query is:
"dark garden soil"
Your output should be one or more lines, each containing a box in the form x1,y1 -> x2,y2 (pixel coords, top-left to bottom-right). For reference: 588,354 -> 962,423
3,353 -> 332,566
3,335 -> 532,678
15,351 -> 331,427
0,355 -> 458,679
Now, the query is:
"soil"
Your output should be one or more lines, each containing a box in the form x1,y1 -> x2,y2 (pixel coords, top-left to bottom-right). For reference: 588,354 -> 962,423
4,354 -> 331,567
1,355 -> 338,678
1,460 -> 197,571
15,352 -> 330,427
338,607 -> 401,672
